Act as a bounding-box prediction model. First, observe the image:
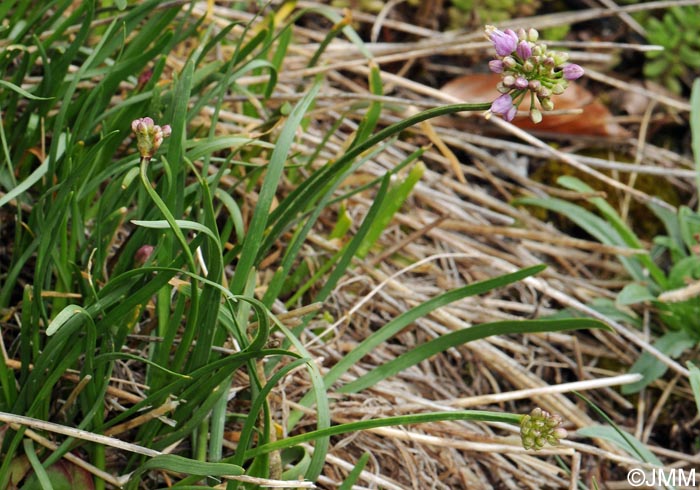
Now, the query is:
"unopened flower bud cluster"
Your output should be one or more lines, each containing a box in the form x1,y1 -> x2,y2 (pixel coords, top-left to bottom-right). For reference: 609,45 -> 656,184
131,117 -> 172,158
520,407 -> 568,450
485,26 -> 584,123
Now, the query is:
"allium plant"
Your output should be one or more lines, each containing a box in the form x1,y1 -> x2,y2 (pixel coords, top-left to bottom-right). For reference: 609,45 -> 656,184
484,25 -> 584,123
520,407 -> 568,450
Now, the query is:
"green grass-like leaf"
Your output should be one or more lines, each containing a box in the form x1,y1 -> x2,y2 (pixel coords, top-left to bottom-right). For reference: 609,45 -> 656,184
340,317 -> 611,393
691,78 -> 700,208
245,410 -> 522,459
126,455 -> 244,490
229,79 -> 322,294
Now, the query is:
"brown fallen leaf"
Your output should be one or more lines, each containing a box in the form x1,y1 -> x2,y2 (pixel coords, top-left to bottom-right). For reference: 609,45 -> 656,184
441,73 -> 629,137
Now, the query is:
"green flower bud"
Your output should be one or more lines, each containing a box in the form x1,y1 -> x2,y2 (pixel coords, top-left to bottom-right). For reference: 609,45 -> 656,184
551,82 -> 567,95
527,28 -> 539,43
540,97 -> 554,111
552,51 -> 569,66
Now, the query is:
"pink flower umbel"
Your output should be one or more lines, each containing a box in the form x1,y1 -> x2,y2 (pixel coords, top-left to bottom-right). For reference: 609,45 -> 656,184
132,117 -> 172,158
485,26 -> 585,123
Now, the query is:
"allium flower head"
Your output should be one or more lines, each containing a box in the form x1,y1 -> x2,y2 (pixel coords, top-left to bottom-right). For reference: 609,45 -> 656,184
520,407 -> 568,450
484,26 -> 584,123
132,117 -> 172,158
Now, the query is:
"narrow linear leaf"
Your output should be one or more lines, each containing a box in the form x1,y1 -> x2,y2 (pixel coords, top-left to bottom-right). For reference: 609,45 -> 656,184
322,264 -> 547,390
338,452 -> 370,490
230,79 -> 321,294
688,361 -> 700,415
95,352 -> 191,380
127,455 -> 243,490
272,321 -> 330,481
0,160 -> 48,208
340,318 -> 610,393
0,79 -> 53,100
691,78 -> 700,207
555,176 -> 666,288
131,219 -> 220,246
357,160 -> 424,258
22,439 -> 54,490
246,410 -> 521,459
576,425 -> 662,466
46,305 -> 94,336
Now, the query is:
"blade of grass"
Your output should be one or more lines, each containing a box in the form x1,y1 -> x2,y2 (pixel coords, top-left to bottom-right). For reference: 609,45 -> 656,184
340,318 -> 612,393
22,439 -> 55,490
126,455 -> 244,490
289,264 -> 546,426
338,452 -> 370,490
690,78 -> 700,209
556,175 -> 667,289
264,102 -> 490,261
688,361 -> 700,415
231,357 -> 308,467
514,196 -> 647,283
229,78 -> 322,294
356,160 -> 424,259
270,321 -> 329,481
574,392 -> 662,466
245,410 -> 522,460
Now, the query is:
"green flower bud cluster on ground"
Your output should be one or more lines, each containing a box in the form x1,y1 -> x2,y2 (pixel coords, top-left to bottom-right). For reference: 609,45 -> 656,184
520,408 -> 568,450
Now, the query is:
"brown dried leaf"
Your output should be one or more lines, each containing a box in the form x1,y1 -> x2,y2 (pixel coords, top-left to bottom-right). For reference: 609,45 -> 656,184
441,73 -> 629,137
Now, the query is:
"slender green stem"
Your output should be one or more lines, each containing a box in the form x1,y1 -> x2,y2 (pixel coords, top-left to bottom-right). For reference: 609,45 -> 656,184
244,410 -> 522,459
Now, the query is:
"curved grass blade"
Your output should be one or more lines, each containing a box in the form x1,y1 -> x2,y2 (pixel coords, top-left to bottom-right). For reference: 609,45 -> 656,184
514,196 -> 647,283
229,79 -> 322,294
22,439 -> 54,490
126,455 -> 243,490
271,322 -> 329,481
339,318 -> 611,393
0,80 -> 52,100
231,357 -> 309,467
691,78 -> 700,206
322,264 -> 546,390
556,175 -> 666,289
289,264 -> 546,427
